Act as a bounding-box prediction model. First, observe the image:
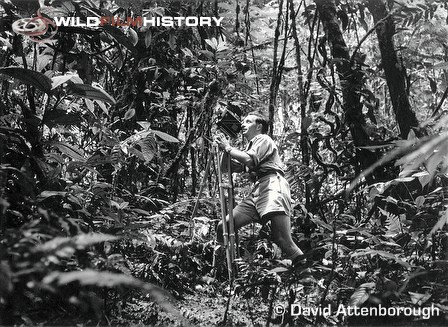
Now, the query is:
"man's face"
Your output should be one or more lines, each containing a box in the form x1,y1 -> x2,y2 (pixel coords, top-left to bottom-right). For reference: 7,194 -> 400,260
242,114 -> 261,140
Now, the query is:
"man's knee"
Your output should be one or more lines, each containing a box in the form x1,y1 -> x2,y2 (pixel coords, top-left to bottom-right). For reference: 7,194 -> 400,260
216,219 -> 241,244
272,233 -> 289,247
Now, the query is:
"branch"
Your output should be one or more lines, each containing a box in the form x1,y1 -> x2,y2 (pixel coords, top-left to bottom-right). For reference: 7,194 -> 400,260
349,11 -> 394,64
240,36 -> 288,53
432,86 -> 448,117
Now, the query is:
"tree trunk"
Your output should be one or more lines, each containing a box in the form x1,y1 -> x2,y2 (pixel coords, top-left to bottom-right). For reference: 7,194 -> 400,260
315,0 -> 378,182
269,0 -> 287,136
289,0 -> 311,207
366,0 -> 419,139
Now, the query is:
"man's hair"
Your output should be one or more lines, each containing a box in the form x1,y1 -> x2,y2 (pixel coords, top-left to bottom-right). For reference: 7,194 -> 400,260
246,111 -> 269,133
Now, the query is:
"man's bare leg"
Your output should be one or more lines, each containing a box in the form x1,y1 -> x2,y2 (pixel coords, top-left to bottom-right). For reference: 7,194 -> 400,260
216,211 -> 254,243
270,213 -> 304,260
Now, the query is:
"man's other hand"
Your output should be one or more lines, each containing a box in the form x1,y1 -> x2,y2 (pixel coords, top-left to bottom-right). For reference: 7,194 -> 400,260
214,133 -> 230,151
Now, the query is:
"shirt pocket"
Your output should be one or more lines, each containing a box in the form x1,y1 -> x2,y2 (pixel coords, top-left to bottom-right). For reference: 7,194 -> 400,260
267,175 -> 282,192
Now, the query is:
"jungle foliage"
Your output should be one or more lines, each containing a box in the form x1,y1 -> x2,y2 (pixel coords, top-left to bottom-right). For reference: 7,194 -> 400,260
1,0 -> 448,325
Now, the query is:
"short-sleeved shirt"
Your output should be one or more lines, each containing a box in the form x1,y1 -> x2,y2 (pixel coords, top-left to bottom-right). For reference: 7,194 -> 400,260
232,133 -> 292,221
245,134 -> 284,175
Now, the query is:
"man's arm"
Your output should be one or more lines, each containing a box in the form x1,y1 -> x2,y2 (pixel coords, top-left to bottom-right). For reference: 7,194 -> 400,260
214,134 -> 256,169
219,151 -> 245,173
224,145 -> 255,169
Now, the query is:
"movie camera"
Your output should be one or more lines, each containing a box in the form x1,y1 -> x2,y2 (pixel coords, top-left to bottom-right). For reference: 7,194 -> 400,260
216,104 -> 242,138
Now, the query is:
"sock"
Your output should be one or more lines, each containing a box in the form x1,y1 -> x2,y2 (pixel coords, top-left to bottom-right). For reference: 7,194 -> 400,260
291,252 -> 306,266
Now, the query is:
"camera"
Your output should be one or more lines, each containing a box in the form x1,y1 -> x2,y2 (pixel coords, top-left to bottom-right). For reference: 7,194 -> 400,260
216,104 -> 242,138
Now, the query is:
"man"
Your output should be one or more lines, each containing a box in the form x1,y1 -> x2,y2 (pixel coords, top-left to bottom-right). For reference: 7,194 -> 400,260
214,111 -> 304,266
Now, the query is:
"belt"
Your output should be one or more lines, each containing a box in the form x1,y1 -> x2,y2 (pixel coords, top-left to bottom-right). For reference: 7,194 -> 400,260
256,170 -> 284,180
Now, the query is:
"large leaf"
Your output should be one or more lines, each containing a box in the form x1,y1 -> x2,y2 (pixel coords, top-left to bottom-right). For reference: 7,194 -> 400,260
42,270 -> 180,317
0,164 -> 35,197
349,133 -> 448,194
430,210 -> 448,236
50,141 -> 85,161
0,67 -> 52,93
123,108 -> 135,120
136,123 -> 179,142
42,109 -> 82,127
67,83 -> 116,105
409,292 -> 431,306
137,121 -> 151,129
102,25 -> 138,55
51,74 -> 81,89
38,190 -> 67,199
351,249 -> 411,268
432,62 -> 448,70
44,270 -> 129,287
152,129 -> 179,143
138,135 -> 157,162
396,132 -> 448,175
347,137 -> 427,194
128,27 -> 139,46
35,233 -> 119,254
10,0 -> 39,15
43,0 -> 75,15
349,282 -> 375,307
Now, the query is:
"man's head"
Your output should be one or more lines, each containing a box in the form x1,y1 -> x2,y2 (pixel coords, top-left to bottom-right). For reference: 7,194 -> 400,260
242,111 -> 269,140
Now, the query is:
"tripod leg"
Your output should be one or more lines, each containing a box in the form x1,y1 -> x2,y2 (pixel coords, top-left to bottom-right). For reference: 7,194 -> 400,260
226,153 -> 237,275
189,148 -> 214,238
216,147 -> 233,281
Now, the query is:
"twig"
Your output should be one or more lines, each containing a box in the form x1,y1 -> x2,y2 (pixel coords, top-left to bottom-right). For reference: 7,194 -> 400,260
318,208 -> 338,318
316,189 -> 346,206
350,12 -> 394,64
241,36 -> 288,53
221,280 -> 234,325
266,284 -> 277,327
246,297 -> 257,326
245,0 -> 260,94
432,86 -> 448,117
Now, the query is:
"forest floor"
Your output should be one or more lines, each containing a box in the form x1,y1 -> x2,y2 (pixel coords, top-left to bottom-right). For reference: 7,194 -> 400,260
110,285 -> 444,327
76,200 -> 448,327
113,288 -> 295,326
104,250 -> 448,327
113,289 -> 446,326
107,259 -> 347,327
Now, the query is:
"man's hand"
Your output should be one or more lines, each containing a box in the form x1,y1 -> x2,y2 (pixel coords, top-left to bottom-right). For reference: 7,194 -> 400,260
214,133 -> 252,167
214,133 -> 230,151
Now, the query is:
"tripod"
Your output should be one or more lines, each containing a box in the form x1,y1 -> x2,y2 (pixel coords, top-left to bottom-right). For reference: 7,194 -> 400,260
190,143 -> 237,281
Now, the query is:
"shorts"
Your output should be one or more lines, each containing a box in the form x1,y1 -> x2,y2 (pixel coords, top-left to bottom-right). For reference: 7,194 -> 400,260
233,172 -> 292,224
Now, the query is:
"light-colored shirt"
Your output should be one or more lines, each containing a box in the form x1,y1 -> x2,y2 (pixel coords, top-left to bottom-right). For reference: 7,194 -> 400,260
245,134 -> 284,175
